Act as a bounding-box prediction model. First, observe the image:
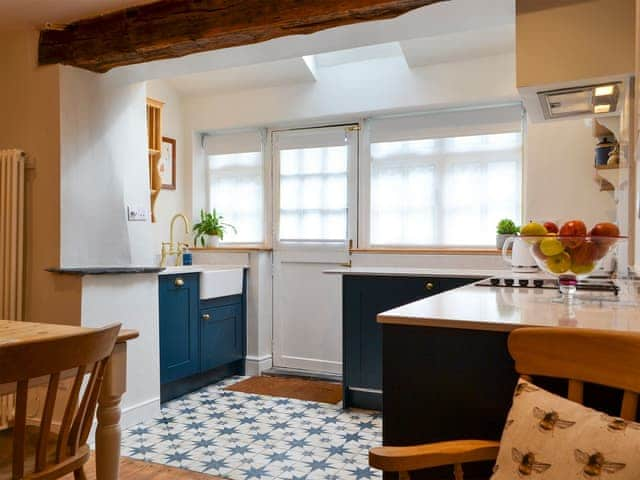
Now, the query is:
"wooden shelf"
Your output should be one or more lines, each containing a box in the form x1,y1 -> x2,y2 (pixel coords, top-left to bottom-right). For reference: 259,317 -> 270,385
594,165 -> 627,191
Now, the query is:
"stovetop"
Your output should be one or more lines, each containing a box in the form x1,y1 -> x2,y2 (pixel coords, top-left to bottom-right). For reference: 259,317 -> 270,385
476,276 -> 620,296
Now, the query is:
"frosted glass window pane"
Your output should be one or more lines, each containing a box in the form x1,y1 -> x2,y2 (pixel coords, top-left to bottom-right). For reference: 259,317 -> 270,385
208,151 -> 263,244
370,131 -> 521,247
279,145 -> 348,242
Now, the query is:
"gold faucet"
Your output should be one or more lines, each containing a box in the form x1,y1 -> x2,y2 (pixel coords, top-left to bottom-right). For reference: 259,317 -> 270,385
160,214 -> 191,267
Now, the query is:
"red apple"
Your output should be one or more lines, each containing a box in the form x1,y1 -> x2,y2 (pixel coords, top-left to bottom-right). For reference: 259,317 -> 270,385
571,241 -> 600,266
559,220 -> 587,248
590,222 -> 620,237
544,221 -> 559,234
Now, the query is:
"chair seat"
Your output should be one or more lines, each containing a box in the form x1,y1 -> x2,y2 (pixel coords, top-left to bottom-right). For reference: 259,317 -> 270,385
0,425 -> 60,478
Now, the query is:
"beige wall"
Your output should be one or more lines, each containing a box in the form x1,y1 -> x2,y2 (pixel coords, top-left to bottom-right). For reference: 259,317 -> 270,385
524,117 -> 617,227
146,80 -> 190,252
0,30 -> 81,325
517,0 -> 635,87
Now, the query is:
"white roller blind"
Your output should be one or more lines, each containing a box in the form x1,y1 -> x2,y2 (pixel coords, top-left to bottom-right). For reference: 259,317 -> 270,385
204,130 -> 263,155
368,105 -> 523,247
205,130 -> 265,244
369,104 -> 523,143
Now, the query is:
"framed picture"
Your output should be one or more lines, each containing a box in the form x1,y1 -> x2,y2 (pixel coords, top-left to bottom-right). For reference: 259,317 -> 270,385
160,137 -> 176,190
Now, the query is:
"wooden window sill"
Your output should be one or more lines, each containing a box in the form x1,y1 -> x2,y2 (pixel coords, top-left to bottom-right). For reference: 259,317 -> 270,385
191,246 -> 273,253
351,248 -> 501,256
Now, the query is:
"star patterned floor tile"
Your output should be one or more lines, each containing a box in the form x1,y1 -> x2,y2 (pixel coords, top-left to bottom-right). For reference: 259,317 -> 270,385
121,375 -> 381,479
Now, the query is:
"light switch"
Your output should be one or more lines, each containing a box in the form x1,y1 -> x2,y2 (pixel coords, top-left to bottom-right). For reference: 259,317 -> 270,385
127,205 -> 149,222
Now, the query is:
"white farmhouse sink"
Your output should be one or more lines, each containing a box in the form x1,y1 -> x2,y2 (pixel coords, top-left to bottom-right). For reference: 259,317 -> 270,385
200,267 -> 243,300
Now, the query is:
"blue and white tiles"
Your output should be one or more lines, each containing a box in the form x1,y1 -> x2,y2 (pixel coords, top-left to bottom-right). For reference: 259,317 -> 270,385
122,376 -> 382,479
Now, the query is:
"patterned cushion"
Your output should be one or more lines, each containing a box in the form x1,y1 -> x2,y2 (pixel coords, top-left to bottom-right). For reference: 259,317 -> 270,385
491,379 -> 640,479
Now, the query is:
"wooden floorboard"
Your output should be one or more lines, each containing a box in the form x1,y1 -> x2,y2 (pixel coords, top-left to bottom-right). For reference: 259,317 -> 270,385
61,455 -> 225,480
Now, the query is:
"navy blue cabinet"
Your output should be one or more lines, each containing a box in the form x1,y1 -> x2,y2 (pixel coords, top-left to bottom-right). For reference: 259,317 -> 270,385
342,275 -> 481,410
159,273 -> 200,384
159,272 -> 247,402
200,296 -> 245,371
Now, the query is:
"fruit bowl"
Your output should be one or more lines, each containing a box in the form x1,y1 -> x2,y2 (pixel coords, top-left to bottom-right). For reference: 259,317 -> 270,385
520,234 -> 626,303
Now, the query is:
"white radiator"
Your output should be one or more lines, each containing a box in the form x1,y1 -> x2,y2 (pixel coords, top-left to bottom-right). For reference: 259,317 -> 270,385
0,149 -> 26,321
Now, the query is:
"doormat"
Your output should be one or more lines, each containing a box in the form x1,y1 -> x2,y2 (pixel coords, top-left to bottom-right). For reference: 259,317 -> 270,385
223,375 -> 342,404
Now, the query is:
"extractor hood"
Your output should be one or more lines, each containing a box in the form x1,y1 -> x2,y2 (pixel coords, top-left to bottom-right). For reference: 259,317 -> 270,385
538,82 -> 621,120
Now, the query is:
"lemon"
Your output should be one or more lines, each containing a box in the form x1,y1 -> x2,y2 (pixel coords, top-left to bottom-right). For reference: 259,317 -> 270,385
540,237 -> 564,257
520,222 -> 548,244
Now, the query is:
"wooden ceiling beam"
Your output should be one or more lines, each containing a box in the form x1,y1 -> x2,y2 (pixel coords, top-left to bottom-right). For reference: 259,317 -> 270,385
38,0 -> 447,73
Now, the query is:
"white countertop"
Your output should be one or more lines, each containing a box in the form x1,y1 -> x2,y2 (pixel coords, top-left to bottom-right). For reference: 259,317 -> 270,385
378,280 -> 640,333
159,264 -> 249,275
324,266 -> 507,278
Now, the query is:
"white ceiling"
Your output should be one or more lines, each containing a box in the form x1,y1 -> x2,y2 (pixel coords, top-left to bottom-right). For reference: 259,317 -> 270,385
167,58 -> 317,96
166,21 -> 516,97
0,0 -> 153,31
400,24 -> 515,67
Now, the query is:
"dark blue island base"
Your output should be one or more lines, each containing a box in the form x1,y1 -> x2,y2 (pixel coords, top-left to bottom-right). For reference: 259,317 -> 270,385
342,275 -> 482,411
381,323 -> 637,480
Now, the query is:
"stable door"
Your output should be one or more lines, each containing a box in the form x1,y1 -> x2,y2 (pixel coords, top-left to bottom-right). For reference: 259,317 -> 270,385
272,125 -> 359,375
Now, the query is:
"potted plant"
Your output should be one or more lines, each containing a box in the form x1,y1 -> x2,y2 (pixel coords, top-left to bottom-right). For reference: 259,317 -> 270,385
496,218 -> 519,249
193,209 -> 237,247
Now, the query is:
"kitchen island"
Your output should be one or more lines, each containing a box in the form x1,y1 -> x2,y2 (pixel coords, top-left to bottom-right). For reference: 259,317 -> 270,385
377,280 -> 640,480
325,267 -> 506,409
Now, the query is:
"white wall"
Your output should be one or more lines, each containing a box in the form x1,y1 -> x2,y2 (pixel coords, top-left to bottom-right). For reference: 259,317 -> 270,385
81,275 -> 161,427
183,52 -> 614,228
524,118 -> 617,226
59,67 -> 153,267
146,80 -> 190,250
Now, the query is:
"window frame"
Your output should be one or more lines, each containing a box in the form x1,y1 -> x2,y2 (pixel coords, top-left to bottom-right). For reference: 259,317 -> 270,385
358,108 -> 525,249
203,129 -> 271,248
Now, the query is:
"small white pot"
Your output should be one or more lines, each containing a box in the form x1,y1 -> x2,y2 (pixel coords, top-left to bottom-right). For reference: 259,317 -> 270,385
207,235 -> 221,248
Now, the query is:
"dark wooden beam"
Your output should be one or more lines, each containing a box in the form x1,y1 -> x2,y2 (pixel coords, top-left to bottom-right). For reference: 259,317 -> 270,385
39,0 -> 447,73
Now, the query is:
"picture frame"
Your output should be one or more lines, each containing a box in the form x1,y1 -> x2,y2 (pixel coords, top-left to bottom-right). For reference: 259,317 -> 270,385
160,136 -> 176,190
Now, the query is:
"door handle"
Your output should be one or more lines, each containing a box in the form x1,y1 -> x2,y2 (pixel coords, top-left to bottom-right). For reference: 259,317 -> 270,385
202,313 -> 211,321
174,278 -> 184,287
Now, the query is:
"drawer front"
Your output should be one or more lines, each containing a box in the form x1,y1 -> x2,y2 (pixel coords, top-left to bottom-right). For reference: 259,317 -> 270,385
200,302 -> 244,371
159,274 -> 200,384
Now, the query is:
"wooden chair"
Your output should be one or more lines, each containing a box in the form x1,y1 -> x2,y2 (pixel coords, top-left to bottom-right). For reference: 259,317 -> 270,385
369,327 -> 640,479
0,324 -> 121,480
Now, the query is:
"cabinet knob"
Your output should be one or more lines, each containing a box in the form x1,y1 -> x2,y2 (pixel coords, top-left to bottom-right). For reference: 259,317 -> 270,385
202,313 -> 211,321
426,282 -> 435,291
174,278 -> 184,287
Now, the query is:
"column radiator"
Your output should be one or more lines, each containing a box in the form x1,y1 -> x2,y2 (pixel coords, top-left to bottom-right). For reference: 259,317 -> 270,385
0,149 -> 26,322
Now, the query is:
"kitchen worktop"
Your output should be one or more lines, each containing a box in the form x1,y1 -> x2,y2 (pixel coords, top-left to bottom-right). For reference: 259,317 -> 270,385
324,266 -> 507,278
378,279 -> 640,332
159,264 -> 249,275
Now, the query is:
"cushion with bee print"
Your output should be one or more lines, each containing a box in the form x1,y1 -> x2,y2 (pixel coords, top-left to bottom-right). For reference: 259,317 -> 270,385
491,379 -> 640,480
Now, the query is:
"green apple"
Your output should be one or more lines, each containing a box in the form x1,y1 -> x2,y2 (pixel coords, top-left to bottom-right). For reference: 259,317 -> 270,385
546,252 -> 571,274
539,237 -> 564,257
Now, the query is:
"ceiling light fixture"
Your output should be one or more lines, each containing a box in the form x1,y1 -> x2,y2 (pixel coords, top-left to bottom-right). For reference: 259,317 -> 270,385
594,85 -> 616,97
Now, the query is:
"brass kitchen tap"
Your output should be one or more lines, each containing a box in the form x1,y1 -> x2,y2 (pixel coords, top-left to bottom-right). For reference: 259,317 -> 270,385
160,214 -> 191,267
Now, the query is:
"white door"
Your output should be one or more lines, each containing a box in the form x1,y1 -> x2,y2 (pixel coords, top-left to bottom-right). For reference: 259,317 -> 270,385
272,125 -> 359,375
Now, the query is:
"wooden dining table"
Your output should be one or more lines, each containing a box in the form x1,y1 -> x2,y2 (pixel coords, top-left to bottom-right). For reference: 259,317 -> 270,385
0,320 -> 139,480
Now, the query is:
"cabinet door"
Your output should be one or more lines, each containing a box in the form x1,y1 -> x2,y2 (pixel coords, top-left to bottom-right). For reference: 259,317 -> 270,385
344,276 -> 478,392
200,302 -> 244,371
159,274 -> 199,384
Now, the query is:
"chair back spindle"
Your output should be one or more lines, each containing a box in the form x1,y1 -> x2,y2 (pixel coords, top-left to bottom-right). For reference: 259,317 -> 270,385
0,324 -> 120,479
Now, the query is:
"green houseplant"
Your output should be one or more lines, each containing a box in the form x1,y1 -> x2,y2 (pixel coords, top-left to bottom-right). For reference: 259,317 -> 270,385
496,218 -> 519,249
193,209 -> 237,247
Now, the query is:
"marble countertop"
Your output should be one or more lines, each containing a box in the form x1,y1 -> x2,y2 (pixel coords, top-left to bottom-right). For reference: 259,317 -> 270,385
159,264 -> 249,276
324,266 -> 507,278
378,280 -> 640,333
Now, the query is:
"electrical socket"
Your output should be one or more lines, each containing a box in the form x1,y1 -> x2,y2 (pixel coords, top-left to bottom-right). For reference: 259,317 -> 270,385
127,205 -> 149,222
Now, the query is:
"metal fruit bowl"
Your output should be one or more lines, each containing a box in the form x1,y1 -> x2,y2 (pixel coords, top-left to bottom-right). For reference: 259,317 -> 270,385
520,234 -> 626,303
